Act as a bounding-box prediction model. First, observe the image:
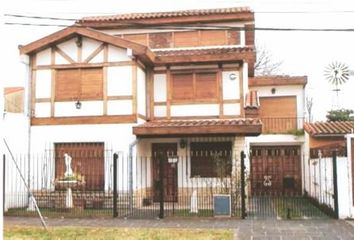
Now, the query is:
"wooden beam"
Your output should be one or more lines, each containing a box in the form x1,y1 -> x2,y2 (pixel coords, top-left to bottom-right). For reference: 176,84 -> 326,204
35,98 -> 51,103
132,62 -> 137,117
83,43 -> 105,63
103,44 -> 108,115
31,55 -> 37,117
50,69 -> 56,117
54,46 -> 75,64
166,67 -> 171,119
34,61 -> 135,70
107,95 -> 133,100
31,115 -> 137,126
77,36 -> 82,63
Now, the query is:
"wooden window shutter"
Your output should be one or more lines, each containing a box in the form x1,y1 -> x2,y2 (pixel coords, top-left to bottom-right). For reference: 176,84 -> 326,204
81,68 -> 103,100
195,72 -> 217,100
55,69 -> 80,101
199,30 -> 227,46
174,31 -> 199,47
172,73 -> 193,100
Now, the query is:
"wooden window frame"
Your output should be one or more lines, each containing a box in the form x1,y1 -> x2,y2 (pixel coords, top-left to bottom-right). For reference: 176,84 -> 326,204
171,70 -> 219,104
55,67 -> 103,102
190,141 -> 232,178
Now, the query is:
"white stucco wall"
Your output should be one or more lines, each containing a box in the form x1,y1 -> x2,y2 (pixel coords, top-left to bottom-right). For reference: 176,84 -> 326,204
137,67 -> 146,117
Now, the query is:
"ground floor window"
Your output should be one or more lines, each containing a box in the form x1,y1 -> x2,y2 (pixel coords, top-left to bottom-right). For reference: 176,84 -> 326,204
55,142 -> 104,191
190,141 -> 232,178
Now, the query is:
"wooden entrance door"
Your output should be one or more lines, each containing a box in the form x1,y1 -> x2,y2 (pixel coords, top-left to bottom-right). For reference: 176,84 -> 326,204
152,143 -> 178,202
55,142 -> 104,191
250,145 -> 302,195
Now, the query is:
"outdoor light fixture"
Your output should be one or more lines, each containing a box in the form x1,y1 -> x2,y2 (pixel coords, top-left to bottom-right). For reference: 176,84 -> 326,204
179,139 -> 187,149
271,88 -> 276,94
75,36 -> 82,47
75,100 -> 82,109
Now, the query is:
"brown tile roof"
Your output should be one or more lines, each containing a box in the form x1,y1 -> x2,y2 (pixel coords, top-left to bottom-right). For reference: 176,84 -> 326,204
304,121 -> 354,136
133,118 -> 262,137
245,90 -> 259,109
79,7 -> 252,22
249,76 -> 307,87
4,87 -> 24,95
154,46 -> 254,57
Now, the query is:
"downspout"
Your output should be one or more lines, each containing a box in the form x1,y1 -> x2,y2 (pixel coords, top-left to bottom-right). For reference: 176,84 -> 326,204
129,139 -> 139,210
20,54 -> 32,209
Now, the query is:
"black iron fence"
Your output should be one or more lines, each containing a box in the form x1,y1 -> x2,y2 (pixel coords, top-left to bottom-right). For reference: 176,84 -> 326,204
4,142 -> 333,220
4,145 -> 245,219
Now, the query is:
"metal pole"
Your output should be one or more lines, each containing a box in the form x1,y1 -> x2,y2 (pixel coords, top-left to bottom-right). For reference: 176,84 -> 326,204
113,153 -> 118,218
3,154 -> 5,214
240,151 -> 246,219
332,150 -> 339,219
3,139 -> 47,230
159,152 -> 164,219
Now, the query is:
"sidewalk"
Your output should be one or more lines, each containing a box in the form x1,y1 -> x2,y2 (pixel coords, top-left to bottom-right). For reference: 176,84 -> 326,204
5,216 -> 354,239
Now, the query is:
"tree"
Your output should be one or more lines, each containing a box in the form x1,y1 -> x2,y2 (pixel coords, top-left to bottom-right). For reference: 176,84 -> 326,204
326,108 -> 354,122
254,43 -> 283,76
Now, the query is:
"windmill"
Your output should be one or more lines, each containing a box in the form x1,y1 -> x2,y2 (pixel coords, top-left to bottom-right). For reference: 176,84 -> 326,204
324,61 -> 350,109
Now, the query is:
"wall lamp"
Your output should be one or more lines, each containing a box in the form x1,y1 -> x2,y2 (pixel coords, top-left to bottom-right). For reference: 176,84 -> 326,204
179,139 -> 187,149
75,100 -> 82,109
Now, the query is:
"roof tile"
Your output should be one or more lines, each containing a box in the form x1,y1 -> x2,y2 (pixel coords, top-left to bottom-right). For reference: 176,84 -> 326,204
304,121 -> 354,136
79,7 -> 252,22
154,46 -> 254,57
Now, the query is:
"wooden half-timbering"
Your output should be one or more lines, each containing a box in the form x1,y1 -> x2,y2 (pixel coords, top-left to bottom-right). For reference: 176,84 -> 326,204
151,63 -> 244,120
30,35 -> 147,125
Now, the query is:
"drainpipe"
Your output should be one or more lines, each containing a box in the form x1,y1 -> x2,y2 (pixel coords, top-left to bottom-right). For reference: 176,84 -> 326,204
129,139 -> 138,210
20,54 -> 32,209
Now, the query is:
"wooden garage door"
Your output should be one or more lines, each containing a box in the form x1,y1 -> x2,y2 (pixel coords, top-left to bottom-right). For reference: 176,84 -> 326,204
55,142 -> 104,191
250,145 -> 302,195
259,96 -> 297,133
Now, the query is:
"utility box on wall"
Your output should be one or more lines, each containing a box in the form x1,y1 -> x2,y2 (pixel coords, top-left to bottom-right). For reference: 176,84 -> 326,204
213,194 -> 231,217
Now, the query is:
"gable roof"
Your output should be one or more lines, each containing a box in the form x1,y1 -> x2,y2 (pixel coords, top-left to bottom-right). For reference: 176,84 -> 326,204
304,121 -> 354,137
154,46 -> 255,65
249,76 -> 307,87
19,26 -> 155,64
78,7 -> 254,28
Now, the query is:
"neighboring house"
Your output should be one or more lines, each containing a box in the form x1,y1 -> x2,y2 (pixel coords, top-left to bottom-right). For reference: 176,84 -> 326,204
4,87 -> 24,113
246,76 -> 307,195
304,121 -> 354,218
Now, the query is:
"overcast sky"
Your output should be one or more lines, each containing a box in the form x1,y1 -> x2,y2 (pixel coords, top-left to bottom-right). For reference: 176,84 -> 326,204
1,0 -> 354,120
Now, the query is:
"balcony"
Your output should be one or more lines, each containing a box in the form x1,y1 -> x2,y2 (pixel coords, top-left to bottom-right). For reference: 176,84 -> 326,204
260,117 -> 304,135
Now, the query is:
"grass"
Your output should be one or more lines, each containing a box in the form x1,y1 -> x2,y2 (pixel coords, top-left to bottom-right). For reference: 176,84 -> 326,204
4,225 -> 233,240
5,208 -> 112,218
272,197 -> 329,219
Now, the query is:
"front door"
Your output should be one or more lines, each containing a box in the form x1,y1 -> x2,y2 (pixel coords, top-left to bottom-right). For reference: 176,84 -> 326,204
152,143 -> 178,202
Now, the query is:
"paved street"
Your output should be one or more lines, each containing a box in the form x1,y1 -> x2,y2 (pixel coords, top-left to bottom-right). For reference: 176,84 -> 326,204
5,217 -> 354,239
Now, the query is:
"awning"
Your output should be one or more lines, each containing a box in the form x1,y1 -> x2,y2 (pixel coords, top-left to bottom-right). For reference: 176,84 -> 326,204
133,118 -> 262,137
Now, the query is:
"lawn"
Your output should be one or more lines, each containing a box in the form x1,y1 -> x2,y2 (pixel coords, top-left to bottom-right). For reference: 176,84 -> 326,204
4,225 -> 233,240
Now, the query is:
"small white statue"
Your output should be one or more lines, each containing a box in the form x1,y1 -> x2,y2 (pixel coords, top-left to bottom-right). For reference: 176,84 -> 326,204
64,153 -> 73,177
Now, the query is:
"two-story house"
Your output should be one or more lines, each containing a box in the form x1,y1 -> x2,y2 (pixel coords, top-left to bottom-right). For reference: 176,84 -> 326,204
19,6 -> 261,206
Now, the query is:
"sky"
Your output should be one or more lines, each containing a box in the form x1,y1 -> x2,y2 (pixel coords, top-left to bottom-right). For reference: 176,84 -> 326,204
1,0 -> 354,121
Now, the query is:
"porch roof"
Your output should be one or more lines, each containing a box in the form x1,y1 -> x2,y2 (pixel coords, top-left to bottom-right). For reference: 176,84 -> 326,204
304,121 -> 354,137
153,46 -> 255,65
133,118 -> 262,137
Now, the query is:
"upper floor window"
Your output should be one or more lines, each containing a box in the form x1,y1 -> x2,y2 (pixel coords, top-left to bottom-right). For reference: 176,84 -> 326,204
55,68 -> 103,101
171,71 -> 218,102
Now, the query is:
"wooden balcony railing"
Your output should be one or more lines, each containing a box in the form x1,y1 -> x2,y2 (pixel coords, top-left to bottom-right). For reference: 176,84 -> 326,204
260,117 -> 304,135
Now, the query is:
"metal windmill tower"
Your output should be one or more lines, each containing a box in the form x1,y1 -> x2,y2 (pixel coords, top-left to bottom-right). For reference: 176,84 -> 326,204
324,61 -> 350,109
